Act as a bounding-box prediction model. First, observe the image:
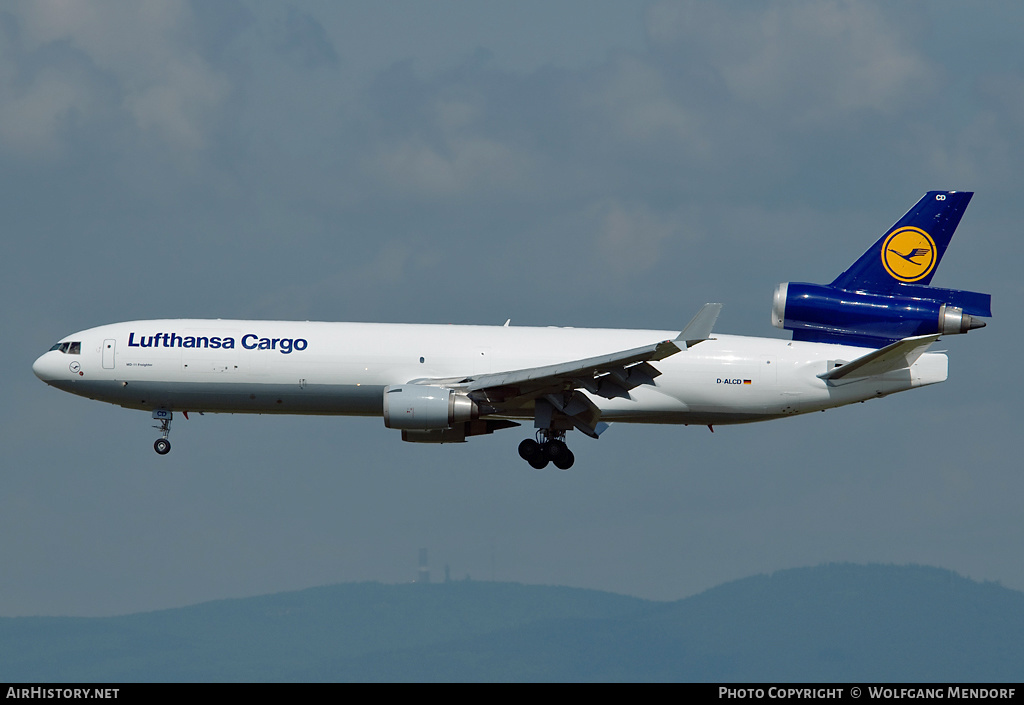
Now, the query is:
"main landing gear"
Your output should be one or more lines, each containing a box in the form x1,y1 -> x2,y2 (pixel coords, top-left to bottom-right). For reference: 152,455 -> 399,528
518,430 -> 575,470
152,409 -> 172,455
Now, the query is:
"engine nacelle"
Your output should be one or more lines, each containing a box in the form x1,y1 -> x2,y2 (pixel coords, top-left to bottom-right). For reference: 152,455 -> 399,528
383,385 -> 478,431
772,281 -> 989,346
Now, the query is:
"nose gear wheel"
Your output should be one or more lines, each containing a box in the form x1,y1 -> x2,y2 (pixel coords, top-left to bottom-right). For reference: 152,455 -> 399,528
152,410 -> 172,455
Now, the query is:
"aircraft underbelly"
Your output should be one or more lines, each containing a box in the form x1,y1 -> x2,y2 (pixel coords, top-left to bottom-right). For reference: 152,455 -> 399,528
73,379 -> 386,415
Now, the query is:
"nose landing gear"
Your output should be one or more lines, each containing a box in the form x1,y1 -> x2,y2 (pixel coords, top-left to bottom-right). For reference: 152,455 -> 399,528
518,430 -> 575,470
152,409 -> 172,455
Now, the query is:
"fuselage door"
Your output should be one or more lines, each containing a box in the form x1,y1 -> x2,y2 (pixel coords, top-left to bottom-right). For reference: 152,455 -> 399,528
102,339 -> 116,369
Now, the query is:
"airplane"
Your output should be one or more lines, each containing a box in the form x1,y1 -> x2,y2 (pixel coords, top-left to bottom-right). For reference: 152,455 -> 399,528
33,191 -> 990,469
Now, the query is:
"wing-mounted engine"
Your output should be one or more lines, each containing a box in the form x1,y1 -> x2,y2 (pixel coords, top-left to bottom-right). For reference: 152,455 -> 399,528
772,281 -> 990,347
382,385 -> 518,443
392,303 -> 722,457
383,385 -> 477,430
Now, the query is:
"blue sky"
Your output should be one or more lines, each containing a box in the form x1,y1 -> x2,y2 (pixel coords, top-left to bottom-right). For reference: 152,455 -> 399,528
1,0 -> 1022,616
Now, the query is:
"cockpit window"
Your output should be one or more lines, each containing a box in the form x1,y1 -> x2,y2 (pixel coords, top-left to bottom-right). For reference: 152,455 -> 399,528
49,342 -> 80,354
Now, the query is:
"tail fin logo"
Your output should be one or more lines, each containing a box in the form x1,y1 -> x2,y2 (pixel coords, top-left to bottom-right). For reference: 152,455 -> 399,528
881,227 -> 937,282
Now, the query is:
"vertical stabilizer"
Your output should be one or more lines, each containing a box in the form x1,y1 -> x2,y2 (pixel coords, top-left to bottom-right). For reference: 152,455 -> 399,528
830,191 -> 973,292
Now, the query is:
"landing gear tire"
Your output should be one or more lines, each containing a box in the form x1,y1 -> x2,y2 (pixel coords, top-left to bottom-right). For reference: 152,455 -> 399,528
543,439 -> 574,469
154,438 -> 171,455
520,439 -> 549,468
553,448 -> 575,471
544,439 -> 568,461
518,439 -> 541,462
519,433 -> 574,469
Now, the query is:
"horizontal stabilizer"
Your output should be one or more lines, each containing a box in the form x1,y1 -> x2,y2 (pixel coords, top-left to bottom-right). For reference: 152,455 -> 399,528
817,334 -> 941,383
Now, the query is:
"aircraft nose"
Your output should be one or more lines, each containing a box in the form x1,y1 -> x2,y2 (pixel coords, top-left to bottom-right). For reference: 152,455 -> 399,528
32,352 -> 61,383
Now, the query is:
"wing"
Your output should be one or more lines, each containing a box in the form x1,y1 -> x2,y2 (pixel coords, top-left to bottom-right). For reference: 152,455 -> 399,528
410,303 -> 722,438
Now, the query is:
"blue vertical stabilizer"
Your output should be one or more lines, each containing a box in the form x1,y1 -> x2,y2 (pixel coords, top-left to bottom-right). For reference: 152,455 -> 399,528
831,191 -> 973,292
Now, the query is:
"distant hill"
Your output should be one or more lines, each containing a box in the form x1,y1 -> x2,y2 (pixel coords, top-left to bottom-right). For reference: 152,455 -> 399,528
1,564 -> 1021,682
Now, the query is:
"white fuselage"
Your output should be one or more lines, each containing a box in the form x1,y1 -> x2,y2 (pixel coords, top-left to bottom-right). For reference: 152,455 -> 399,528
32,319 -> 948,427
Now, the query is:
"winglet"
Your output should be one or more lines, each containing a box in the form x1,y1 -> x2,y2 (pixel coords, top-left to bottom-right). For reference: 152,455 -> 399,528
675,303 -> 723,349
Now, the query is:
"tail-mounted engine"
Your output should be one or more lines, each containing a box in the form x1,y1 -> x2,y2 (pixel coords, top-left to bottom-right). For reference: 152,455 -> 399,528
772,281 -> 990,347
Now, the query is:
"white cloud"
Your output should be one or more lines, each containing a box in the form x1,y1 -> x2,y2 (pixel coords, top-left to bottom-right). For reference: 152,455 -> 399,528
646,0 -> 933,125
586,53 -> 705,151
365,126 -> 535,201
122,55 -> 226,152
591,200 -> 688,276
2,0 -> 228,156
0,67 -> 96,158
